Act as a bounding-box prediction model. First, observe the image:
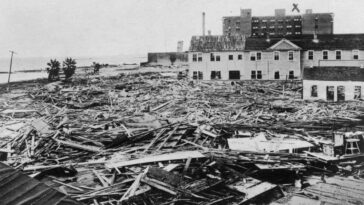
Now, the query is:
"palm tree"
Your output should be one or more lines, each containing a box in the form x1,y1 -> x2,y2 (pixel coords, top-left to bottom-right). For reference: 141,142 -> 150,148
46,59 -> 61,82
63,57 -> 77,79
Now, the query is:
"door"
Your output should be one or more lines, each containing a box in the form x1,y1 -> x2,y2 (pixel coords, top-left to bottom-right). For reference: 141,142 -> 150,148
229,71 -> 240,80
326,86 -> 334,101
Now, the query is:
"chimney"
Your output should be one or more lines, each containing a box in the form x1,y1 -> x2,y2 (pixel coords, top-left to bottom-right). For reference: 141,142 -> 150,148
208,30 -> 211,35
202,12 -> 206,36
275,9 -> 285,17
313,16 -> 319,43
306,9 -> 313,14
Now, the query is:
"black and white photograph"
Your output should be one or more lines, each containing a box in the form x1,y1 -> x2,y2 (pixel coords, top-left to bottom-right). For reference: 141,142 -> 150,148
0,0 -> 363,204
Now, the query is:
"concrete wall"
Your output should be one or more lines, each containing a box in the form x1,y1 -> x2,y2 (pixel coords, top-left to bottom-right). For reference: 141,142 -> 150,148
188,50 -> 301,80
303,80 -> 364,101
147,52 -> 188,66
302,50 -> 364,68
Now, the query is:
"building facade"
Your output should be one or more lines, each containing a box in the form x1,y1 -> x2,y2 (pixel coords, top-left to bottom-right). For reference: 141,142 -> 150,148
223,8 -> 333,37
303,67 -> 364,101
188,34 -> 364,81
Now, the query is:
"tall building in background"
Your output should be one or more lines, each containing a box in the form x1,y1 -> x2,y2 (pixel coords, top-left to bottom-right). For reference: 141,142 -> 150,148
223,8 -> 333,37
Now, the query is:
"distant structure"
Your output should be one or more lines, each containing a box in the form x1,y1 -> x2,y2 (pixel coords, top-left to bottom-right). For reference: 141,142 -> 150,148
222,8 -> 333,37
177,41 -> 184,52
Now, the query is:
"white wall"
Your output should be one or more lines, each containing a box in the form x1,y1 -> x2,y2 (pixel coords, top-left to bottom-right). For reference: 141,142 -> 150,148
188,50 -> 301,80
303,80 -> 364,101
303,50 -> 364,68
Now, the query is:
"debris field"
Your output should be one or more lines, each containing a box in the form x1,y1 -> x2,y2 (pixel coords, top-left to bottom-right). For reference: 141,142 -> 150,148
0,72 -> 364,205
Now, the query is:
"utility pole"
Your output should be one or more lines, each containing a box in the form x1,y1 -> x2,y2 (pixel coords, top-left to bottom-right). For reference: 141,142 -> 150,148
7,50 -> 16,92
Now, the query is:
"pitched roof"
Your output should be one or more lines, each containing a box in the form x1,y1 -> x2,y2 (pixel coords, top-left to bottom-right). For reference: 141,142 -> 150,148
189,35 -> 245,52
246,34 -> 364,51
303,66 -> 364,81
268,39 -> 301,50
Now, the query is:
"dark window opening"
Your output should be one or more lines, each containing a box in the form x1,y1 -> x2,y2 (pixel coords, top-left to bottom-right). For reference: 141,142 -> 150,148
229,71 -> 240,80
308,51 -> 314,60
288,71 -> 294,79
337,86 -> 345,101
353,51 -> 359,60
251,71 -> 256,79
257,71 -> 262,79
289,51 -> 294,60
198,54 -> 202,62
211,71 -> 221,80
336,51 -> 341,60
354,86 -> 362,99
250,53 -> 256,61
216,56 -> 220,61
274,52 -> 279,60
311,85 -> 318,97
323,51 -> 328,60
192,54 -> 197,62
193,71 -> 203,80
274,71 -> 280,79
238,54 -> 242,60
327,86 -> 334,101
210,53 -> 215,61
257,52 -> 262,60
229,55 -> 233,60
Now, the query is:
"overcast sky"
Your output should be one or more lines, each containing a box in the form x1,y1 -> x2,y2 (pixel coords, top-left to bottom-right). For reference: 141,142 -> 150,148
0,0 -> 363,58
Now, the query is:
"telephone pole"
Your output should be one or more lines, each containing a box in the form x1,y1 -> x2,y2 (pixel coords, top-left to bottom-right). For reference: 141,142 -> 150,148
7,50 -> 16,92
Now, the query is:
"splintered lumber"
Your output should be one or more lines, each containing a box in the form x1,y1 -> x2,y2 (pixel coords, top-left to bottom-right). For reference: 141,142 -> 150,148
106,151 -> 205,169
54,139 -> 102,152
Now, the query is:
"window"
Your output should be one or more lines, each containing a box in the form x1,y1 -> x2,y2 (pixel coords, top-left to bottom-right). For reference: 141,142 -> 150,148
257,71 -> 262,79
353,50 -> 359,60
295,32 -> 301,35
250,52 -> 256,61
287,25 -> 292,28
311,85 -> 318,97
238,54 -> 243,60
229,54 -> 233,60
295,25 -> 301,28
198,53 -> 202,62
336,50 -> 341,60
210,71 -> 221,80
193,71 -> 203,80
274,71 -> 280,79
274,51 -> 280,60
354,86 -> 362,99
337,86 -> 345,101
308,50 -> 314,60
229,71 -> 240,80
257,52 -> 262,60
288,51 -> 294,60
287,32 -> 292,35
251,71 -> 256,79
210,53 -> 215,61
216,55 -> 220,61
323,50 -> 328,60
288,71 -> 294,79
192,54 -> 197,62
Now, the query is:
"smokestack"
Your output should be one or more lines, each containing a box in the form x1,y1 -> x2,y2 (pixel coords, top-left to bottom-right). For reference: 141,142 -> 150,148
202,12 -> 205,36
313,17 -> 319,43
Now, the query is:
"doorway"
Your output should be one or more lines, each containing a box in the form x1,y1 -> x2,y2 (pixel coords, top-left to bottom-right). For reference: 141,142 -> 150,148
229,71 -> 240,80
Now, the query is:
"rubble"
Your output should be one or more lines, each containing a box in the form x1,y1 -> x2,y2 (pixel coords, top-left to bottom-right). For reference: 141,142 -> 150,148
0,72 -> 364,204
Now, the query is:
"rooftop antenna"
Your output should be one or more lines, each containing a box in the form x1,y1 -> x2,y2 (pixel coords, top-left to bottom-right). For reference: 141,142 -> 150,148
7,50 -> 17,92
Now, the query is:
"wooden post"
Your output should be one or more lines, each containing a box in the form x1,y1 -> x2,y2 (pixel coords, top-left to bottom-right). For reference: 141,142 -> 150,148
7,50 -> 16,92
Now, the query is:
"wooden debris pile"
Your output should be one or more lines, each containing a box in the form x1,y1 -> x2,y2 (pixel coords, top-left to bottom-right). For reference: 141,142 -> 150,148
0,72 -> 364,204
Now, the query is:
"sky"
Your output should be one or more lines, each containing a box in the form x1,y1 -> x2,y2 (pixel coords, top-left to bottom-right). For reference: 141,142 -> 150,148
0,0 -> 363,58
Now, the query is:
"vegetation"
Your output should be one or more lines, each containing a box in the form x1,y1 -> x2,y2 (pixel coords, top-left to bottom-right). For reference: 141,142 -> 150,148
46,59 -> 61,82
169,54 -> 177,65
62,58 -> 77,80
93,62 -> 101,74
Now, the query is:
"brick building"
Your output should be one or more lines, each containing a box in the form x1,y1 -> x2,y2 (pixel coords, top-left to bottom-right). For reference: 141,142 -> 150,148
223,9 -> 333,37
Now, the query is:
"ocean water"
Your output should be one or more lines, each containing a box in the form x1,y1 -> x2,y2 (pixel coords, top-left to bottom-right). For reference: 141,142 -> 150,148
0,55 -> 147,84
